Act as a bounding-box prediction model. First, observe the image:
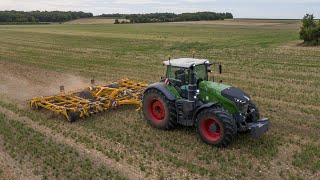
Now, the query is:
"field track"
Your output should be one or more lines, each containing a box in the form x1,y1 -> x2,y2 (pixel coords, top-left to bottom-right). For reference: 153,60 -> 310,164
64,18 -> 127,25
0,20 -> 319,179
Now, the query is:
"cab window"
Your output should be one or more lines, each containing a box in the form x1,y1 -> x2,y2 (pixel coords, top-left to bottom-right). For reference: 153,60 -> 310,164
194,64 -> 208,81
166,66 -> 189,86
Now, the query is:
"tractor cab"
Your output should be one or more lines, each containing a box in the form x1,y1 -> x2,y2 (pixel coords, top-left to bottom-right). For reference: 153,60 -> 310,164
163,58 -> 210,98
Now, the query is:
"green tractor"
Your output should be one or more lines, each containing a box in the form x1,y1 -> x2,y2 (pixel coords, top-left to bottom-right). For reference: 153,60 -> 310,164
142,58 -> 269,147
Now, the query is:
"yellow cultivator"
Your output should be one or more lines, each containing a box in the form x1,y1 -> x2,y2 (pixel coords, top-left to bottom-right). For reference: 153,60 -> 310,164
30,79 -> 148,122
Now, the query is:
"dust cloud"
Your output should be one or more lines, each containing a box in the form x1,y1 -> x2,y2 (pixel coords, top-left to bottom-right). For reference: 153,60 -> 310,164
0,61 -> 91,103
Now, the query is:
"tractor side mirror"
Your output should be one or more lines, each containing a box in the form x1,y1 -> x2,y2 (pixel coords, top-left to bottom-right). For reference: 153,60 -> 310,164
219,64 -> 222,74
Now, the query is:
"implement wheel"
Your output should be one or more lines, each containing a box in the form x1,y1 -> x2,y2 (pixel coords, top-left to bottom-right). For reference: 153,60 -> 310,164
142,89 -> 176,130
197,107 -> 236,147
66,110 -> 79,122
79,90 -> 95,101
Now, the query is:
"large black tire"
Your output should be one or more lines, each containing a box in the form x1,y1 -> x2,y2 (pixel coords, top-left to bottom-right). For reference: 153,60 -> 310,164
197,107 -> 236,147
79,90 -> 95,101
142,89 -> 177,130
66,110 -> 79,122
246,101 -> 260,123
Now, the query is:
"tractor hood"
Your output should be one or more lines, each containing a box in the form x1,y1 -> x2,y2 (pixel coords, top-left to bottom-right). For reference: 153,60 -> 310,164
199,81 -> 251,113
221,87 -> 251,103
199,81 -> 251,103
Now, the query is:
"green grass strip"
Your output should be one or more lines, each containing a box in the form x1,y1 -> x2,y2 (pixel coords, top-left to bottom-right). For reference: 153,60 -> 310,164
0,112 -> 125,179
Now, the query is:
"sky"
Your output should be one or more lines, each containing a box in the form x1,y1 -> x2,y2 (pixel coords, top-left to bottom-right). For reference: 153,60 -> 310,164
0,0 -> 319,19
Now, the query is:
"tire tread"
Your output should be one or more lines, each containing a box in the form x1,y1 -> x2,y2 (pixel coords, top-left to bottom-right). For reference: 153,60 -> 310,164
197,107 -> 236,147
143,88 -> 177,130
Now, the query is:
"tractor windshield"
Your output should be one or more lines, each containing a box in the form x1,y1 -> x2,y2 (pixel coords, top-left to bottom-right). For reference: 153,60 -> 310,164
194,64 -> 208,81
166,64 -> 208,86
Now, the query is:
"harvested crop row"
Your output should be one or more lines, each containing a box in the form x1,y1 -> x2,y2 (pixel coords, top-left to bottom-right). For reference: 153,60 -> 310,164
0,111 -> 125,180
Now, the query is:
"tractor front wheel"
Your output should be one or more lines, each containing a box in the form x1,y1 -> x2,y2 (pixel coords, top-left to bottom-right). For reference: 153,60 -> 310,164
197,107 -> 236,147
142,89 -> 176,130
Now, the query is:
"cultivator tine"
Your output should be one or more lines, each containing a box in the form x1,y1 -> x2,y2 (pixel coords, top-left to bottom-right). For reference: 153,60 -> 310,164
60,85 -> 65,92
30,78 -> 148,122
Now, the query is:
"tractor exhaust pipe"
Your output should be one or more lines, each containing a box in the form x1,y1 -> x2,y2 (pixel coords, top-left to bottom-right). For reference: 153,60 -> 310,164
188,64 -> 197,101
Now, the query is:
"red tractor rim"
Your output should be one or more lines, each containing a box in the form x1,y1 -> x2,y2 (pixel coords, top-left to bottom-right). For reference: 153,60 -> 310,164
148,100 -> 166,122
201,118 -> 222,142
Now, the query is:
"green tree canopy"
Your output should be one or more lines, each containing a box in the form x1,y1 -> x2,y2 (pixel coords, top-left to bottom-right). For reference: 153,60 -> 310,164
299,14 -> 320,46
0,10 -> 93,23
113,12 -> 234,24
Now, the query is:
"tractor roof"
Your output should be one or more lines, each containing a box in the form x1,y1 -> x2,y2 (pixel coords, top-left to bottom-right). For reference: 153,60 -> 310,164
163,58 -> 209,68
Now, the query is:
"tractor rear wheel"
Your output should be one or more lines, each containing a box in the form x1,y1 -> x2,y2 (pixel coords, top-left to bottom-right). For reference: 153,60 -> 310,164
142,89 -> 177,130
197,107 -> 236,147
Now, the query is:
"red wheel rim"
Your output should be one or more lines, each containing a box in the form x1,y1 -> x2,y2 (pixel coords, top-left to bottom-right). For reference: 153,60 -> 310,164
201,118 -> 222,142
148,100 -> 166,122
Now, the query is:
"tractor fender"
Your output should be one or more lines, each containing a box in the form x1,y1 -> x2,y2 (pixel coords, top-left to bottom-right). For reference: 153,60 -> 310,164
144,82 -> 177,101
193,102 -> 219,122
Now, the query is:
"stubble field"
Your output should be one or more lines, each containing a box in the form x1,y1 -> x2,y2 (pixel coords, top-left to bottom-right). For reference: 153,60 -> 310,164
0,20 -> 319,179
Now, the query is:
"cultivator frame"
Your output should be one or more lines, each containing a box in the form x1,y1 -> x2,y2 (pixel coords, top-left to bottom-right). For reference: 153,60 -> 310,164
30,79 -> 148,122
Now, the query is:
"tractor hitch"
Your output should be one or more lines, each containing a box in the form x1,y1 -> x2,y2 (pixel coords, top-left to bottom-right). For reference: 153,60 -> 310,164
249,118 -> 270,139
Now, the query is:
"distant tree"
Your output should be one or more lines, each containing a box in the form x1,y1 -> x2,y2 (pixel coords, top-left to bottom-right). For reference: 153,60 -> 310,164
225,12 -> 233,19
300,14 -> 320,46
114,19 -> 120,24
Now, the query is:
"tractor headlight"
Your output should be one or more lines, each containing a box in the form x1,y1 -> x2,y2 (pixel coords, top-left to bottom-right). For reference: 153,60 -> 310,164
234,98 -> 246,104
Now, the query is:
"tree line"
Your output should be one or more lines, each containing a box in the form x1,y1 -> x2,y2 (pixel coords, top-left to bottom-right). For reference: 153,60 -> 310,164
0,11 -> 233,24
113,12 -> 233,24
0,11 -> 93,23
99,13 -> 125,18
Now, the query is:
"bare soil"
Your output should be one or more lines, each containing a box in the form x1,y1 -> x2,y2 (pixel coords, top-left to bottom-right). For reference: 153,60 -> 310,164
0,61 -> 89,104
170,19 -> 301,29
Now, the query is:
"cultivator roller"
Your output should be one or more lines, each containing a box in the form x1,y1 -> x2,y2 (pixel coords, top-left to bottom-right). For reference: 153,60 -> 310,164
30,79 -> 148,122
